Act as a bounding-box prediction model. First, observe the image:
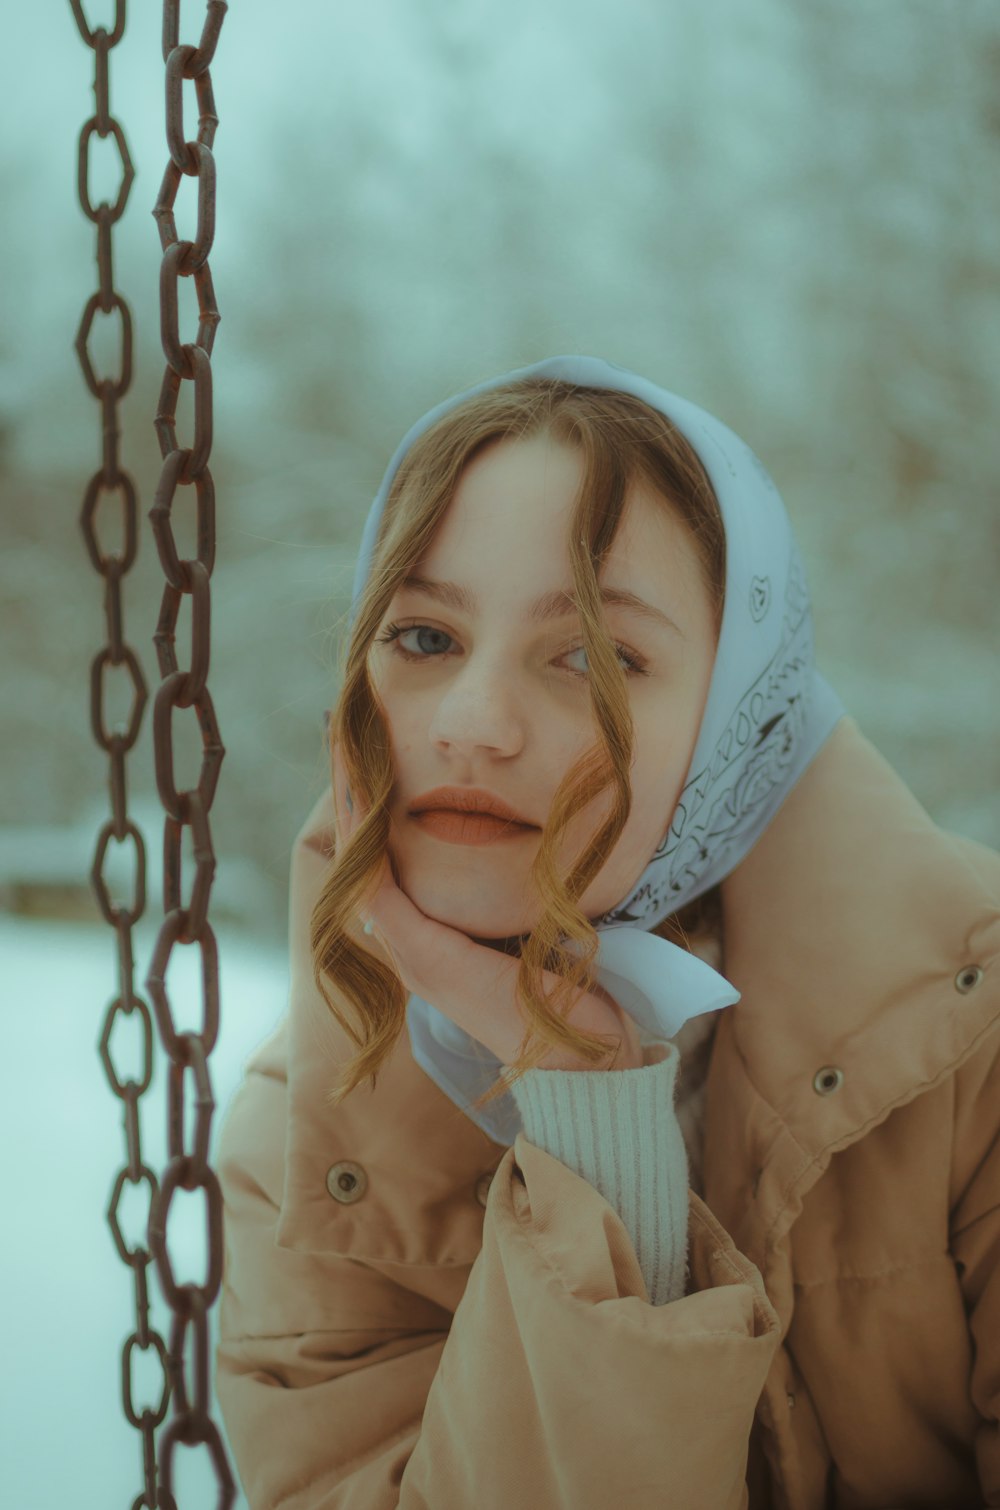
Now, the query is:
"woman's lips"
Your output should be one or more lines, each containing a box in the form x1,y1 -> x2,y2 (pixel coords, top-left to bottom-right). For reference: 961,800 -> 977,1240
410,809 -> 539,846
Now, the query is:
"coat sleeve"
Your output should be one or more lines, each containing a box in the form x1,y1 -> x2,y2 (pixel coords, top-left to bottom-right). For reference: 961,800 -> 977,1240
215,1045 -> 782,1510
949,1023 -> 1000,1504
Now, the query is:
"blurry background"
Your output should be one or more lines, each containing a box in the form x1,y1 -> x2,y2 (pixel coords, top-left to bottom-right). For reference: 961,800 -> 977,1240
1,1 -> 998,1506
3,0 -> 999,944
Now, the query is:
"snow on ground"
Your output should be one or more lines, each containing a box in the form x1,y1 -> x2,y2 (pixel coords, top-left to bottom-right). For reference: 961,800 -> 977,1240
2,913 -> 289,1509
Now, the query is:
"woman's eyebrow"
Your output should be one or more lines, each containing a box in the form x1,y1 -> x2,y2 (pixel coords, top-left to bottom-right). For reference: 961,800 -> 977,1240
399,574 -> 684,637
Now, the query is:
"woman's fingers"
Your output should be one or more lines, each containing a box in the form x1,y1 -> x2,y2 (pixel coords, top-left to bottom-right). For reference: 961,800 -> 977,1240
356,867 -> 474,1000
330,739 -> 353,847
331,741 -> 399,955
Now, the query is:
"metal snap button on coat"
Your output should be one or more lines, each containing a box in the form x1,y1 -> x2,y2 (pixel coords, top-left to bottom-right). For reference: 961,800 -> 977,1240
475,1172 -> 494,1208
955,965 -> 983,994
813,1065 -> 844,1095
326,1160 -> 367,1204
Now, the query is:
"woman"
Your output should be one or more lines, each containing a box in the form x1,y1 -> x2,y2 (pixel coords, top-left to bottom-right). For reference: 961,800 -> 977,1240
214,356 -> 1000,1508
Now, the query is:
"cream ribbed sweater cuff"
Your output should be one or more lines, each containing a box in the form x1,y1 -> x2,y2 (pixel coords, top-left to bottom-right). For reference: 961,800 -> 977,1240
504,1041 -> 689,1306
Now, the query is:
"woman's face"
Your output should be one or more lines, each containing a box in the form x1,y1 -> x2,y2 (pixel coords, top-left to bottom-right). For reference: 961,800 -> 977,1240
366,430 -> 719,943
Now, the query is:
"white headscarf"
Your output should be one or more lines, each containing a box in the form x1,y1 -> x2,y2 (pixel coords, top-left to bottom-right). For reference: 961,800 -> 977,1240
348,355 -> 847,1144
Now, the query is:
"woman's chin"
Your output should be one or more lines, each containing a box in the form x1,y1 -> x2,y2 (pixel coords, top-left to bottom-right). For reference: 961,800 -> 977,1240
399,876 -> 535,944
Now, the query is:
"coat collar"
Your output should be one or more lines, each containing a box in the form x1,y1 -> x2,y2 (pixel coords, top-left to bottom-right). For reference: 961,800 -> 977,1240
274,716 -> 1000,1260
718,715 -> 1000,1161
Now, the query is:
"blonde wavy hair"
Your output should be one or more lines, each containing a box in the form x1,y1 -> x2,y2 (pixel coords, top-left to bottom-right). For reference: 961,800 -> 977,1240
312,376 -> 726,1112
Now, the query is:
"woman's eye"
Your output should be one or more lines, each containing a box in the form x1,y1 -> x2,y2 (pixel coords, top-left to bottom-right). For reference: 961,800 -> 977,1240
375,623 -> 456,660
562,643 -> 647,677
373,621 -> 648,677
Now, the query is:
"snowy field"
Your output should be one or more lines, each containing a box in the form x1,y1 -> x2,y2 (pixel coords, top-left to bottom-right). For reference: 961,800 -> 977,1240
1,913 -> 288,1509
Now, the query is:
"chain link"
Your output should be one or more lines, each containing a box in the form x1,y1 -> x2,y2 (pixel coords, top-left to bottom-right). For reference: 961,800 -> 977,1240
71,2 -> 235,1504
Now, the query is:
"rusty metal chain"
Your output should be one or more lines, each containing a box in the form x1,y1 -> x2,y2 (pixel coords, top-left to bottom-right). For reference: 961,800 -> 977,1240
146,0 -> 232,1501
70,1 -> 161,1502
71,1 -> 234,1504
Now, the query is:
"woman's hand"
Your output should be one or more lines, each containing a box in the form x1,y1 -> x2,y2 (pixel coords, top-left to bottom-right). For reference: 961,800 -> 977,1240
331,741 -> 644,1072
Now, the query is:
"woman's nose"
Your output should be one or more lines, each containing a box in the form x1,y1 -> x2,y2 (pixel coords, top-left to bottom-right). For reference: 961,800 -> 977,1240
427,662 -> 526,757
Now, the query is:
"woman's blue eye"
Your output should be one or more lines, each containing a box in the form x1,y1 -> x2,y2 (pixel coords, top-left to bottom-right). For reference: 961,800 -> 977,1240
373,621 -> 648,677
374,623 -> 455,660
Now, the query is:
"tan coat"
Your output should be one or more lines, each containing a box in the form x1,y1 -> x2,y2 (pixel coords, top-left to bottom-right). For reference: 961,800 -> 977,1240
214,717 -> 1000,1508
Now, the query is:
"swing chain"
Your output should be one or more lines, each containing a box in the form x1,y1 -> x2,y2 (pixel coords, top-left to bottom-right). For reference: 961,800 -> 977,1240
72,7 -> 164,1508
72,1 -> 235,1507
145,1 -> 236,1502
